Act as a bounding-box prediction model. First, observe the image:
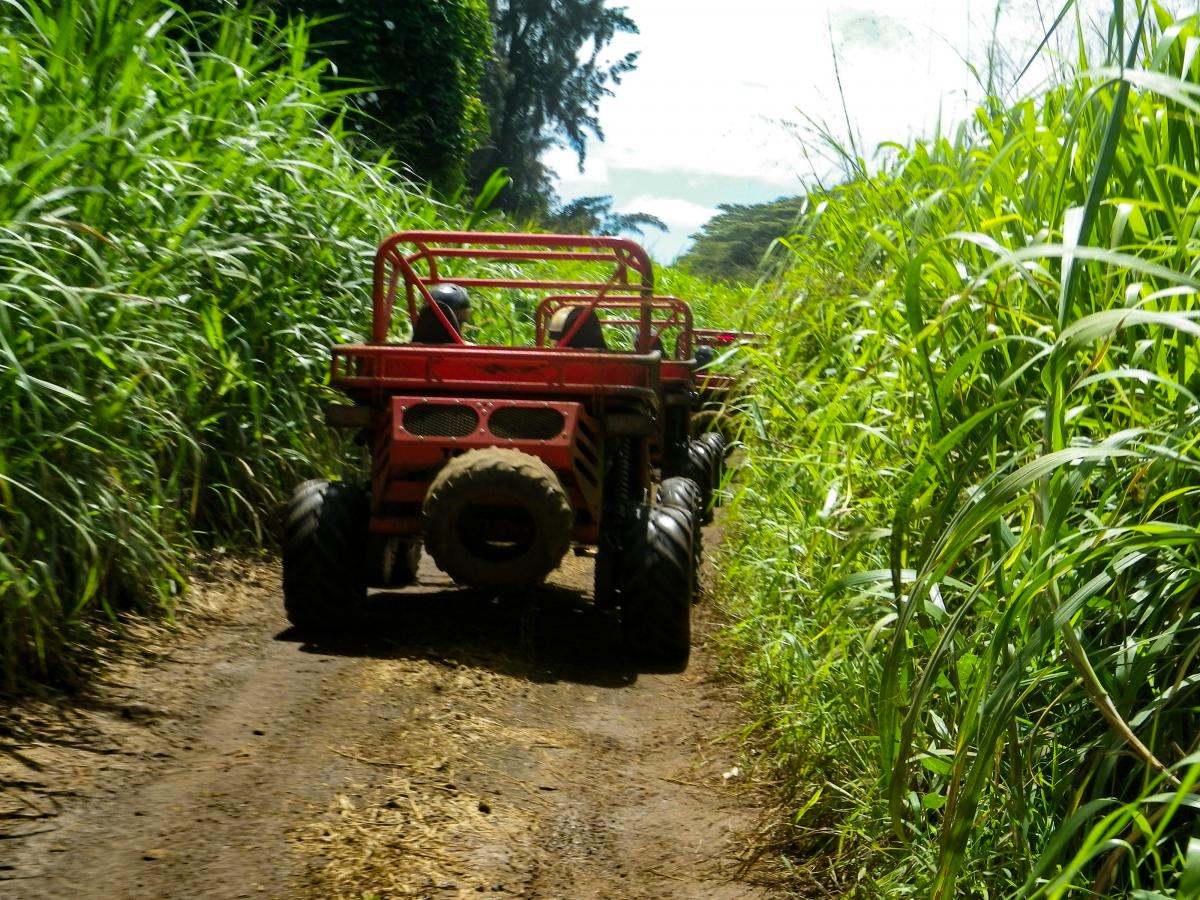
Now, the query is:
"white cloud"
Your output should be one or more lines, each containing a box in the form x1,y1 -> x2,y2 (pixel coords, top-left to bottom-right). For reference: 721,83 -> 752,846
544,146 -> 609,195
546,0 -> 1129,255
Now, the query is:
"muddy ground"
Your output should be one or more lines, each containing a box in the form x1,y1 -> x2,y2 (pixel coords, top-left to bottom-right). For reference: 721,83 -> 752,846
0,535 -> 784,899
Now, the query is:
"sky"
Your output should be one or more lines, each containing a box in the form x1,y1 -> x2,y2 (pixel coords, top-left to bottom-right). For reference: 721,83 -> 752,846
543,0 -> 1125,261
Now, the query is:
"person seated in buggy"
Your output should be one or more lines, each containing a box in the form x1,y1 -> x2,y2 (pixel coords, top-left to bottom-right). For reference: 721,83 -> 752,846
411,283 -> 472,343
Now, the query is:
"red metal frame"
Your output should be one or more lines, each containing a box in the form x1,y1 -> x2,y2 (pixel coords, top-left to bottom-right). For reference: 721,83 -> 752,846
331,343 -> 661,404
533,295 -> 695,359
372,231 -> 657,350
692,328 -> 767,349
369,396 -> 604,540
330,229 -> 729,544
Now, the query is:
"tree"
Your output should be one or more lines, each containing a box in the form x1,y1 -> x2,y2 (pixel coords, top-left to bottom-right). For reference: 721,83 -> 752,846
546,195 -> 664,237
287,0 -> 493,193
679,196 -> 808,283
470,0 -> 639,218
182,0 -> 493,193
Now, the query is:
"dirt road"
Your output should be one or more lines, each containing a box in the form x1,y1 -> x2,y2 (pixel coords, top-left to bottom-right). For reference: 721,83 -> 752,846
0,540 -> 778,899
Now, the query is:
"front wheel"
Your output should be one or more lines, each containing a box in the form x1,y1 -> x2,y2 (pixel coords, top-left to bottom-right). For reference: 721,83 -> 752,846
282,480 -> 369,629
367,534 -> 422,589
679,440 -> 718,524
620,504 -> 694,666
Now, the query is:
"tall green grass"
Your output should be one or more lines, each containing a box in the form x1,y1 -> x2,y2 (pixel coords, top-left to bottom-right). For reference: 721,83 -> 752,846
0,0 -> 740,690
0,0 -> 461,688
723,2 -> 1200,895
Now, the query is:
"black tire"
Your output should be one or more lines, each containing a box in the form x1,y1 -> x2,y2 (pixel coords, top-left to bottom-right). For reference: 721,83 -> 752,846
698,430 -> 727,466
680,440 -> 717,524
656,477 -> 703,604
593,521 -> 618,609
657,475 -> 702,518
620,504 -> 693,665
423,448 -> 573,589
367,534 -> 422,588
282,480 -> 369,629
697,431 -> 728,509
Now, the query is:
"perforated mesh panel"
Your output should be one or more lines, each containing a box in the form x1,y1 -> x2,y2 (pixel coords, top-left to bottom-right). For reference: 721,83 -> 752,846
403,404 -> 478,437
489,407 -> 565,440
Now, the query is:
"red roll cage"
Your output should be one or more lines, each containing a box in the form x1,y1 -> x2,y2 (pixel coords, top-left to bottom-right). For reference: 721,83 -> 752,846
372,231 -> 660,351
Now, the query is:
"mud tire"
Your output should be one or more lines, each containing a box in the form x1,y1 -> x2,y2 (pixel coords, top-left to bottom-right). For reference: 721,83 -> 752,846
423,448 -> 573,589
697,431 -> 728,467
679,440 -> 717,523
620,504 -> 693,665
697,431 -> 728,509
367,535 -> 422,588
656,477 -> 704,604
657,476 -> 703,520
282,480 -> 369,630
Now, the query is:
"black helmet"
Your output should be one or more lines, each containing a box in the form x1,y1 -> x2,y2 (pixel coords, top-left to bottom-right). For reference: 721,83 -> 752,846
695,345 -> 716,367
429,283 -> 470,313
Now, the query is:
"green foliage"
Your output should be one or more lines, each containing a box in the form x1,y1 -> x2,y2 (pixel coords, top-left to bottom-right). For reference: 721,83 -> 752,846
184,0 -> 493,193
285,0 -> 493,193
0,0 -> 457,688
722,3 -> 1200,895
679,195 -> 807,283
545,195 -> 665,238
469,0 -> 640,218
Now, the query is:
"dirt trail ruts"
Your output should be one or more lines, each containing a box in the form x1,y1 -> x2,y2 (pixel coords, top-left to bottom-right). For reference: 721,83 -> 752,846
0,538 -> 779,899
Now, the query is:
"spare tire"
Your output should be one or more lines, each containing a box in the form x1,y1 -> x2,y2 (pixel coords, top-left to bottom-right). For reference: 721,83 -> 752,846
423,448 -> 573,589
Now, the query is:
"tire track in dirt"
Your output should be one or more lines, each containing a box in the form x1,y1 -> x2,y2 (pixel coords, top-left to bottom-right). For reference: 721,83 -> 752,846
1,540 -> 779,899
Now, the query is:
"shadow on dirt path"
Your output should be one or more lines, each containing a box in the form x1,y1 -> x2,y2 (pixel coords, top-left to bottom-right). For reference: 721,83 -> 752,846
284,565 -> 655,689
1,544 -> 782,899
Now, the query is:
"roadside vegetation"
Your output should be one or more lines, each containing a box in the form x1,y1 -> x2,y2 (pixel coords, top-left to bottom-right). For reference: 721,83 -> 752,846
0,0 -> 726,691
0,0 -> 472,688
719,2 -> 1200,896
15,0 -> 1197,895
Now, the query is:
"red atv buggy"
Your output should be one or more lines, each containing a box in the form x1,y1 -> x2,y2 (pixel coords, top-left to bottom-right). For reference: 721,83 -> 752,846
282,231 -> 726,664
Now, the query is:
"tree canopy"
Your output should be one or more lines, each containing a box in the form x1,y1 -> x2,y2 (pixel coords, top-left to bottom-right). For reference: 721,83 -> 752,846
545,195 -> 664,237
179,0 -> 641,222
277,0 -> 493,193
182,0 -> 494,193
469,0 -> 639,218
679,196 -> 808,282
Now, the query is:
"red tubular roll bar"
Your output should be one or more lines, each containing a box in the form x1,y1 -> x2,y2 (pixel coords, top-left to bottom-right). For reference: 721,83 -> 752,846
534,295 -> 695,359
372,231 -> 656,349
692,328 -> 768,348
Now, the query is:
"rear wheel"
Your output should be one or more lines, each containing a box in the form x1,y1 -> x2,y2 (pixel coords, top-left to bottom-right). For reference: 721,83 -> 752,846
698,431 -> 727,471
282,480 -> 369,629
423,448 -> 573,589
620,504 -> 693,665
657,476 -> 703,603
